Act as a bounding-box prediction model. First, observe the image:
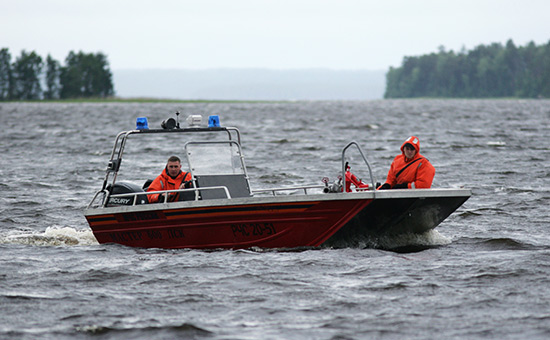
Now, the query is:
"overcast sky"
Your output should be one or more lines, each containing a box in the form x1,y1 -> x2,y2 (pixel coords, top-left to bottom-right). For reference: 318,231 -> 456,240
2,0 -> 550,71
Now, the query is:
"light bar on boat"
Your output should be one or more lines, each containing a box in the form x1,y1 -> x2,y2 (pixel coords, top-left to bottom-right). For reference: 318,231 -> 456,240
187,115 -> 202,127
208,115 -> 220,127
136,117 -> 149,130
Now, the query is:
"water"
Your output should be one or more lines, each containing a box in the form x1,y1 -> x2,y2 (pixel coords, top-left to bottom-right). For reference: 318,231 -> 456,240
1,100 -> 549,339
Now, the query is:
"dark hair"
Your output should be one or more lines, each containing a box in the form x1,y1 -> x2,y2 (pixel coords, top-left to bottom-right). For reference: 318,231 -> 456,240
167,155 -> 181,163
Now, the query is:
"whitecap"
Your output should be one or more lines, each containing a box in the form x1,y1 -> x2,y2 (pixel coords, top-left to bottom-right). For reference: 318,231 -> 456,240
487,141 -> 506,146
1,226 -> 99,247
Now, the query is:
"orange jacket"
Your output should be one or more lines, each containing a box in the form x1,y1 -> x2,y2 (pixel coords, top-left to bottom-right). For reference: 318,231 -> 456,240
383,136 -> 435,189
147,168 -> 192,203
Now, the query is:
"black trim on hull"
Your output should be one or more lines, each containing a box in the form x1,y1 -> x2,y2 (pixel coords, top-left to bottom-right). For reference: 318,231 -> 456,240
322,195 -> 469,248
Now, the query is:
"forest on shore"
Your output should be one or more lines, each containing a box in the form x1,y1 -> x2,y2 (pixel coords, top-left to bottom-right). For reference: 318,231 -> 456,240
384,39 -> 550,99
4,39 -> 549,101
0,48 -> 114,101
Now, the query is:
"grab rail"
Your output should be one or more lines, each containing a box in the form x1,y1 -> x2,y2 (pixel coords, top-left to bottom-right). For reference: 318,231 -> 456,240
87,189 -> 109,209
252,185 -> 325,196
98,186 -> 233,207
341,141 -> 376,192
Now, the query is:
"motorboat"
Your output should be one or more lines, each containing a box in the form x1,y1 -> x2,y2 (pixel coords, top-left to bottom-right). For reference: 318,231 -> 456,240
84,113 -> 471,250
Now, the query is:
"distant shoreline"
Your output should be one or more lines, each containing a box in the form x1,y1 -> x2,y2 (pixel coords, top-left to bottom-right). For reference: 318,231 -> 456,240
112,68 -> 386,101
1,97 -> 307,104
2,97 -> 546,104
2,97 -> 389,104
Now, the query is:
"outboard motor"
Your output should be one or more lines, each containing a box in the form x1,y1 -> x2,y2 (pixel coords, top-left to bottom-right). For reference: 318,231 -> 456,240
107,182 -> 148,206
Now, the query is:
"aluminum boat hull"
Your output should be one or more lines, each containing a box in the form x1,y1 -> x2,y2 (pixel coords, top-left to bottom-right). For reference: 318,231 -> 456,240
85,188 -> 470,249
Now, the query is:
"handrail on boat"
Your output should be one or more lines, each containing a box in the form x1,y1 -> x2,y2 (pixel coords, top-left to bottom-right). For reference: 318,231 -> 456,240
87,189 -> 109,209
90,186 -> 233,208
252,185 -> 325,196
341,141 -> 376,192
140,187 -> 228,203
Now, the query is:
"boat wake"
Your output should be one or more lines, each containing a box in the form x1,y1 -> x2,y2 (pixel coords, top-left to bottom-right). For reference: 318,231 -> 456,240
0,226 -> 99,247
334,229 -> 452,252
381,229 -> 451,249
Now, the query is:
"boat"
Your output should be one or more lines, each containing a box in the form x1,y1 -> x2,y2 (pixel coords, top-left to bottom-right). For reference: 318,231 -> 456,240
84,113 -> 471,250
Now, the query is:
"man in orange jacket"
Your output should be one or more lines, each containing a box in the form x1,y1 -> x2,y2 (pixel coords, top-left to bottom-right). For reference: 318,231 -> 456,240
147,156 -> 192,203
378,136 -> 435,190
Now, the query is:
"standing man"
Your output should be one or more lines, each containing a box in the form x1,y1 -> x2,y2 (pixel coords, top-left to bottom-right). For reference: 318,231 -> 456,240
378,136 -> 435,189
147,156 -> 192,203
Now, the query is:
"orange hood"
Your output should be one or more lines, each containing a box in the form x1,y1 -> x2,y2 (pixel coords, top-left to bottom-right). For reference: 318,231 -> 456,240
400,136 -> 420,154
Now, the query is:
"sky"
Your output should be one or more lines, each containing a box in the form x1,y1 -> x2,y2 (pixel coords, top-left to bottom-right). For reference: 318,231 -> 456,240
2,0 -> 550,71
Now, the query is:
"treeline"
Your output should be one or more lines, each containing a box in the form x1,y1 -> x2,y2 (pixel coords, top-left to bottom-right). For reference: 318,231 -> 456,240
384,39 -> 550,98
0,48 -> 114,101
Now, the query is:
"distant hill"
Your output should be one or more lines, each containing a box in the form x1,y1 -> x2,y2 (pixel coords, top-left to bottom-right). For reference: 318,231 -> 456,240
113,68 -> 386,100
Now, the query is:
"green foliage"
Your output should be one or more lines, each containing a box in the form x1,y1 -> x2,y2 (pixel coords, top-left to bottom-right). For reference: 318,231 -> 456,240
44,54 -> 60,100
0,48 -> 114,101
385,39 -> 550,98
60,51 -> 114,99
0,48 -> 12,100
12,50 -> 43,100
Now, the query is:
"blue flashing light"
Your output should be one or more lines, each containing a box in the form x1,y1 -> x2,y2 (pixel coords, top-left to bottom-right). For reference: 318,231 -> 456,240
136,117 -> 149,130
208,115 -> 220,127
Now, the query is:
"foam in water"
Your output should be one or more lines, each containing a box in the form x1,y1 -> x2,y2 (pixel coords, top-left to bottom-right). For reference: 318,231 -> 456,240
1,226 -> 99,247
487,141 -> 506,147
325,229 -> 452,250
376,229 -> 452,250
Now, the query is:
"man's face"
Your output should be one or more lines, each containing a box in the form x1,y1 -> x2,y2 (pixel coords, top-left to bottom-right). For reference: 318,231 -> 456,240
403,145 -> 416,160
166,161 -> 181,177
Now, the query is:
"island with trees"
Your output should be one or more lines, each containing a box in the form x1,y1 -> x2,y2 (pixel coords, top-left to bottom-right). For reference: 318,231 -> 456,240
0,49 -> 114,101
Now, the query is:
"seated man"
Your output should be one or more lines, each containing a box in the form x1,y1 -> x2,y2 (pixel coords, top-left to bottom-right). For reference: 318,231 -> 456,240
147,156 -> 192,203
378,136 -> 435,190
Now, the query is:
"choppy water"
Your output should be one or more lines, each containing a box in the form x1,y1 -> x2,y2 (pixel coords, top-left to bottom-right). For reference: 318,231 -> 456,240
1,100 -> 549,339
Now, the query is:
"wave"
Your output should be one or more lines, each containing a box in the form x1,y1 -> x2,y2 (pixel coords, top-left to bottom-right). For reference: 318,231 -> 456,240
487,141 -> 506,147
75,322 -> 212,337
455,236 -> 541,251
0,226 -> 99,247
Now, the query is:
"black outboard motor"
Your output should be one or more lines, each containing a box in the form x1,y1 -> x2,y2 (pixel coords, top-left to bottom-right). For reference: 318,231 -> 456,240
107,182 -> 148,206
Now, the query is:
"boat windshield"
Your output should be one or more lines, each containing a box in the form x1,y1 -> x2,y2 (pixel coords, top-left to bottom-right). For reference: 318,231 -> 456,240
186,141 -> 245,175
109,130 -> 246,186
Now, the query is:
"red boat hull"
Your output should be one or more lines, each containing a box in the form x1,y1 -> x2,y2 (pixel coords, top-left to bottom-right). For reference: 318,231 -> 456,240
86,199 -> 372,249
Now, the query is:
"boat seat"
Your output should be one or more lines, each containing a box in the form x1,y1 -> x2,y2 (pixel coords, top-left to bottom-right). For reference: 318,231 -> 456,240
142,179 -> 153,190
195,174 -> 251,199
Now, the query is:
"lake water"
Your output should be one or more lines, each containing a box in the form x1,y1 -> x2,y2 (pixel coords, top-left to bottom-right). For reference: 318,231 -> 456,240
1,100 -> 549,339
